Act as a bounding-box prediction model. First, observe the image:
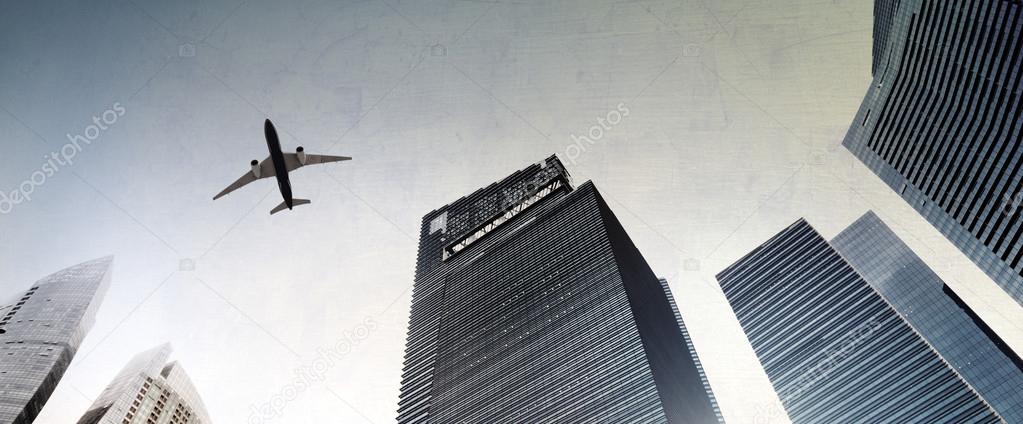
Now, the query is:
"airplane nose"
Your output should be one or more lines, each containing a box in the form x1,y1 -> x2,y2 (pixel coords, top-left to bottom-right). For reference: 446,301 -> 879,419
264,119 -> 278,142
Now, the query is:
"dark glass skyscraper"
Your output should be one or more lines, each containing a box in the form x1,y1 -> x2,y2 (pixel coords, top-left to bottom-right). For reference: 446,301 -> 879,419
0,256 -> 113,424
717,215 -> 1005,423
832,211 -> 1023,422
396,155 -> 721,423
843,0 -> 1023,305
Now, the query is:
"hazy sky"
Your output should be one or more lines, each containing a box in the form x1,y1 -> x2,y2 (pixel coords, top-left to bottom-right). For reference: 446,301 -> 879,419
2,0 -> 1021,423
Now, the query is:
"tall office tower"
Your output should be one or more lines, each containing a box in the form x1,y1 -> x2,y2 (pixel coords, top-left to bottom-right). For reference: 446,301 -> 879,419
0,256 -> 113,424
842,0 -> 1023,305
396,155 -> 722,423
78,344 -> 212,424
717,214 -> 1005,423
832,211 -> 1023,421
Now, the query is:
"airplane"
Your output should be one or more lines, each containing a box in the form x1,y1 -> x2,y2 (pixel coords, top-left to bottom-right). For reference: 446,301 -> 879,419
214,119 -> 352,214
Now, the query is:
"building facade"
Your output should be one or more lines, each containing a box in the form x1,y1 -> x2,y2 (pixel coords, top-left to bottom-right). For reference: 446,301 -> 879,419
832,211 -> 1023,422
0,256 -> 113,424
78,344 -> 211,424
396,155 -> 722,423
842,0 -> 1023,305
717,215 -> 1003,423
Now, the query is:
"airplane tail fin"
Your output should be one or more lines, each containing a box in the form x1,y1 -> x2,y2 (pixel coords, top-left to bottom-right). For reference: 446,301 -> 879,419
270,199 -> 311,215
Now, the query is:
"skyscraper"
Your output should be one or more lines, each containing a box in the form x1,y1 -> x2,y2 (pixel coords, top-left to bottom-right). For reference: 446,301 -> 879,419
396,155 -> 722,423
717,214 -> 1005,422
842,0 -> 1023,305
0,256 -> 113,424
78,344 -> 212,424
832,211 -> 1023,422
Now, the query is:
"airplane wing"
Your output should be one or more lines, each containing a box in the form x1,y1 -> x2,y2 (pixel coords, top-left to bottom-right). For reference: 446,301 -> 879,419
213,157 -> 276,200
283,153 -> 352,172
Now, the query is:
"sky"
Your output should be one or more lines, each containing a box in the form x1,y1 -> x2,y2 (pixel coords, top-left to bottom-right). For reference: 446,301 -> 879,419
1,0 -> 1022,423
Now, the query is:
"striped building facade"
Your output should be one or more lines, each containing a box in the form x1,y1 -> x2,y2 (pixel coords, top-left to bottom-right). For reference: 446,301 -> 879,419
717,216 -> 1002,423
833,212 -> 1023,422
843,0 -> 1023,305
396,156 -> 721,423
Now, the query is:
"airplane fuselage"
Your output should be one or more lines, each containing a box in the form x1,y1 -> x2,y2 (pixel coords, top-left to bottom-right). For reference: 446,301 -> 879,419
213,118 -> 350,214
264,119 -> 293,209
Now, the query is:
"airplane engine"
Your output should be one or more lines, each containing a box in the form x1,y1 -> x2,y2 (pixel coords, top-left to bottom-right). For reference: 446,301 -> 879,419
250,159 -> 261,178
296,146 -> 307,165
